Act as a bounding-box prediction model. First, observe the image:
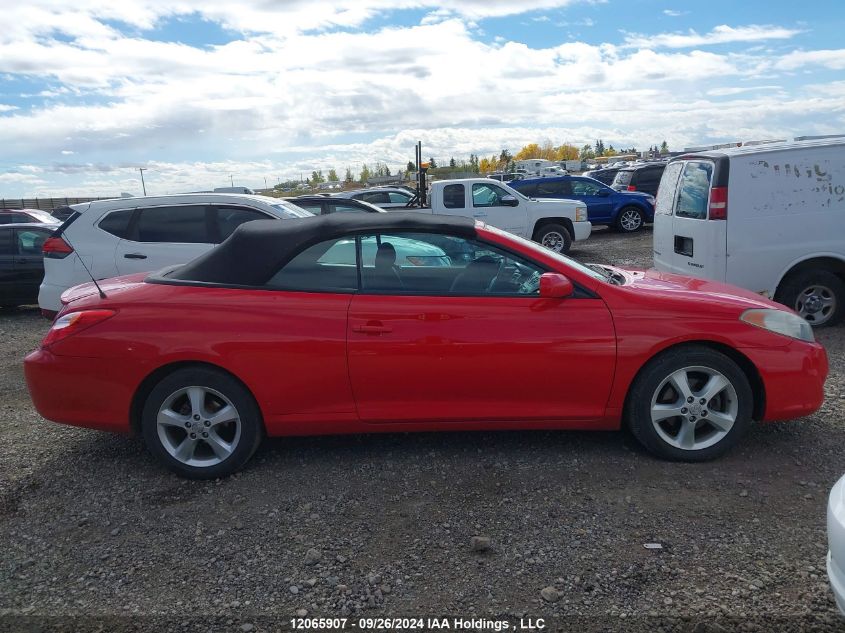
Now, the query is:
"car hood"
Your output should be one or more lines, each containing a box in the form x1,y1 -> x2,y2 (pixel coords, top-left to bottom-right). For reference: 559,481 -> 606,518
529,197 -> 582,209
618,267 -> 783,312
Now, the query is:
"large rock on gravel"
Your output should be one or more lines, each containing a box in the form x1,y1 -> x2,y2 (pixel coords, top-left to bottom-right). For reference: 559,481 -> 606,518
304,548 -> 322,565
540,586 -> 560,602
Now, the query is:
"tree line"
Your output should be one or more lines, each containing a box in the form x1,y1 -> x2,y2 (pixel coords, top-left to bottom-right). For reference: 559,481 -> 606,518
274,139 -> 672,189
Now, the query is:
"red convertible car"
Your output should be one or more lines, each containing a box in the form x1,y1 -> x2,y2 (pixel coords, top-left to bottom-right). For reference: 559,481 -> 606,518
25,213 -> 827,478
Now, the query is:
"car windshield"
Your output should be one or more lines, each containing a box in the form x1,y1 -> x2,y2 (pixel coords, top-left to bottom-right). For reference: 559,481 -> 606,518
269,201 -> 314,218
482,224 -> 610,283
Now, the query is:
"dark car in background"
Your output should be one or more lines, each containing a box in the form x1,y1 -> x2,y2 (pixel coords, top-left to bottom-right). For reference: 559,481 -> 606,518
0,222 -> 59,308
50,206 -> 76,222
611,162 -> 667,196
582,167 -> 621,186
0,209 -> 58,225
510,175 -> 655,232
287,196 -> 386,215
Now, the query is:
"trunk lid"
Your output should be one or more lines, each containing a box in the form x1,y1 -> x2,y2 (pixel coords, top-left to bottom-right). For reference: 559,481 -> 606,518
60,272 -> 149,306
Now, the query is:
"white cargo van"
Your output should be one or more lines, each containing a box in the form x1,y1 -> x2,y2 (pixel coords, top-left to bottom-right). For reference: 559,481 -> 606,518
653,138 -> 845,326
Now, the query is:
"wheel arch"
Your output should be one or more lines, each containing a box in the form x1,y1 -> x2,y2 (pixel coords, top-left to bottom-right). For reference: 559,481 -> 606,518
531,217 -> 574,240
129,360 -> 265,436
623,340 -> 766,423
773,255 -> 845,300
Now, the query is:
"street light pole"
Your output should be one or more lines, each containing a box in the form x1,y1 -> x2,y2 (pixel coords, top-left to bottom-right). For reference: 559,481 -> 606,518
138,168 -> 147,196
230,174 -> 234,187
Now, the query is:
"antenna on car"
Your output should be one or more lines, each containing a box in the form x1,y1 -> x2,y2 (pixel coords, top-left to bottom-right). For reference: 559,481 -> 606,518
62,234 -> 108,300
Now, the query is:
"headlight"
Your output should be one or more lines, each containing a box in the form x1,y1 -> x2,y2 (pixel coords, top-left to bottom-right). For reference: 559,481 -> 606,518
575,206 -> 588,222
740,308 -> 814,342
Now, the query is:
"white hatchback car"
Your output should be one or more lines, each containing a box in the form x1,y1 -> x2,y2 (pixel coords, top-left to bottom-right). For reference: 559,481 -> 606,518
38,193 -> 311,317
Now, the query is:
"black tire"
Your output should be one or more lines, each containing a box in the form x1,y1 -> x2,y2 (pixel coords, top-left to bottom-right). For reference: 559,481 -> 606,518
534,223 -> 573,254
775,269 -> 845,328
141,366 -> 264,479
615,206 -> 644,233
625,346 -> 753,461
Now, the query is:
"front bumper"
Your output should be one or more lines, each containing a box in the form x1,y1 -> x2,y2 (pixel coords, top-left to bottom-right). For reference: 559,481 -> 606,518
742,340 -> 828,421
572,220 -> 592,242
24,348 -> 135,433
828,475 -> 845,616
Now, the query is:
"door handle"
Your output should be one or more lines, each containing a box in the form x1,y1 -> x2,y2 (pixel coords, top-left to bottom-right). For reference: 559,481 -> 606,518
14,258 -> 28,264
124,253 -> 148,260
473,212 -> 488,218
351,322 -> 392,335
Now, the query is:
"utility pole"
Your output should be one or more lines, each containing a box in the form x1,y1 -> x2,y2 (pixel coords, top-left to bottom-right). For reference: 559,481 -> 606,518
264,177 -> 267,189
230,174 -> 234,187
138,168 -> 147,196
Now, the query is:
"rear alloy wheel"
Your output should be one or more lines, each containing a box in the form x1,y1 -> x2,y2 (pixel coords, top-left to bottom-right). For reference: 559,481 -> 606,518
776,269 -> 845,328
626,346 -> 753,461
616,207 -> 644,233
141,367 -> 263,479
535,223 -> 573,254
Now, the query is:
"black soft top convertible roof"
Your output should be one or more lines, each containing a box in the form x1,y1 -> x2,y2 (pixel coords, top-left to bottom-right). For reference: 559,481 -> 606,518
168,212 -> 476,286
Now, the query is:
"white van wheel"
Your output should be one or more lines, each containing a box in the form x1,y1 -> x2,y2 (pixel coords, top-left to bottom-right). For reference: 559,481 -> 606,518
776,269 -> 845,328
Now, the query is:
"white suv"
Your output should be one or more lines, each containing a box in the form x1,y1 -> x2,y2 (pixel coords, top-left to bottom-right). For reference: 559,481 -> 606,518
38,193 -> 311,317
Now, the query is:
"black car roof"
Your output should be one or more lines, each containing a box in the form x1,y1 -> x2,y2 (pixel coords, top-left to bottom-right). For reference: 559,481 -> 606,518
168,212 -> 476,286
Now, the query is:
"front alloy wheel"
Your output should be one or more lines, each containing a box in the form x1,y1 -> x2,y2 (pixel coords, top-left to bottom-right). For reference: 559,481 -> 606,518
626,346 -> 753,461
650,366 -> 738,451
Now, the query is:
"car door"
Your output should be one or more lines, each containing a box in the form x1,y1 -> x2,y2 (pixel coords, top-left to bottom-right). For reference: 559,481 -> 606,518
114,204 -> 215,274
0,228 -> 15,303
570,178 -> 614,222
11,227 -> 51,302
470,182 -> 528,236
347,231 -> 616,423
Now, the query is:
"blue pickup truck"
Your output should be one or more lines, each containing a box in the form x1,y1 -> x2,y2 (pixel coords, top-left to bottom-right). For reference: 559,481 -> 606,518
510,175 -> 655,233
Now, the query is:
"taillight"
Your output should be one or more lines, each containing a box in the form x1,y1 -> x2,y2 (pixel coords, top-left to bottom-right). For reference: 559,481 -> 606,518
709,186 -> 728,220
42,236 -> 74,259
42,309 -> 116,348
626,185 -> 636,191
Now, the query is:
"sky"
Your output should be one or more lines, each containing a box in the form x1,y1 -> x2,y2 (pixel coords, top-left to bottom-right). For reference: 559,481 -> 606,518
1,0 -> 844,198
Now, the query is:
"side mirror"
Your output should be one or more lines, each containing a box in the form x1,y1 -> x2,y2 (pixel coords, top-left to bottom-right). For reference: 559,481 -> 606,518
539,272 -> 574,298
598,189 -> 611,197
500,195 -> 519,207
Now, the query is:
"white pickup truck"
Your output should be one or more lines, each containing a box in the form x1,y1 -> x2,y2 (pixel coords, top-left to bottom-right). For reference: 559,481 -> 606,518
414,178 -> 591,253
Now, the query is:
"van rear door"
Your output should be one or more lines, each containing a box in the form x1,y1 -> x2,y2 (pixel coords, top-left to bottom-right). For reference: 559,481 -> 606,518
652,158 -> 728,282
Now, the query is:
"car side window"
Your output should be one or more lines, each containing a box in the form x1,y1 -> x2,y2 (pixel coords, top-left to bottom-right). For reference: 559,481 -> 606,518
294,202 -> 324,215
0,229 -> 12,254
387,192 -> 411,204
536,180 -> 569,196
359,232 -> 545,296
571,180 -> 602,196
360,192 -> 389,204
472,183 -> 514,208
266,237 -> 358,293
443,184 -> 465,209
98,208 -> 135,239
215,206 -> 269,242
136,205 -> 211,243
16,229 -> 49,255
329,203 -> 366,214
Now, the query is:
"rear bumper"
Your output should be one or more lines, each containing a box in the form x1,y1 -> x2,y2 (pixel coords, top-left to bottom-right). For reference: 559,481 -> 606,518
572,221 -> 591,242
743,341 -> 828,421
37,281 -> 64,313
24,348 -> 134,433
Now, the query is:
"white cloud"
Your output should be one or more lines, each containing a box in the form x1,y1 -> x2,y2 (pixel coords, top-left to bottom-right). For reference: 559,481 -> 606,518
624,24 -> 802,49
776,49 -> 845,70
663,10 -> 687,17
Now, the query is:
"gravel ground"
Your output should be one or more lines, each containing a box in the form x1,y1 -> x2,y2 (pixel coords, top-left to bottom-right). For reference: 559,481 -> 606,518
2,226 -> 845,633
